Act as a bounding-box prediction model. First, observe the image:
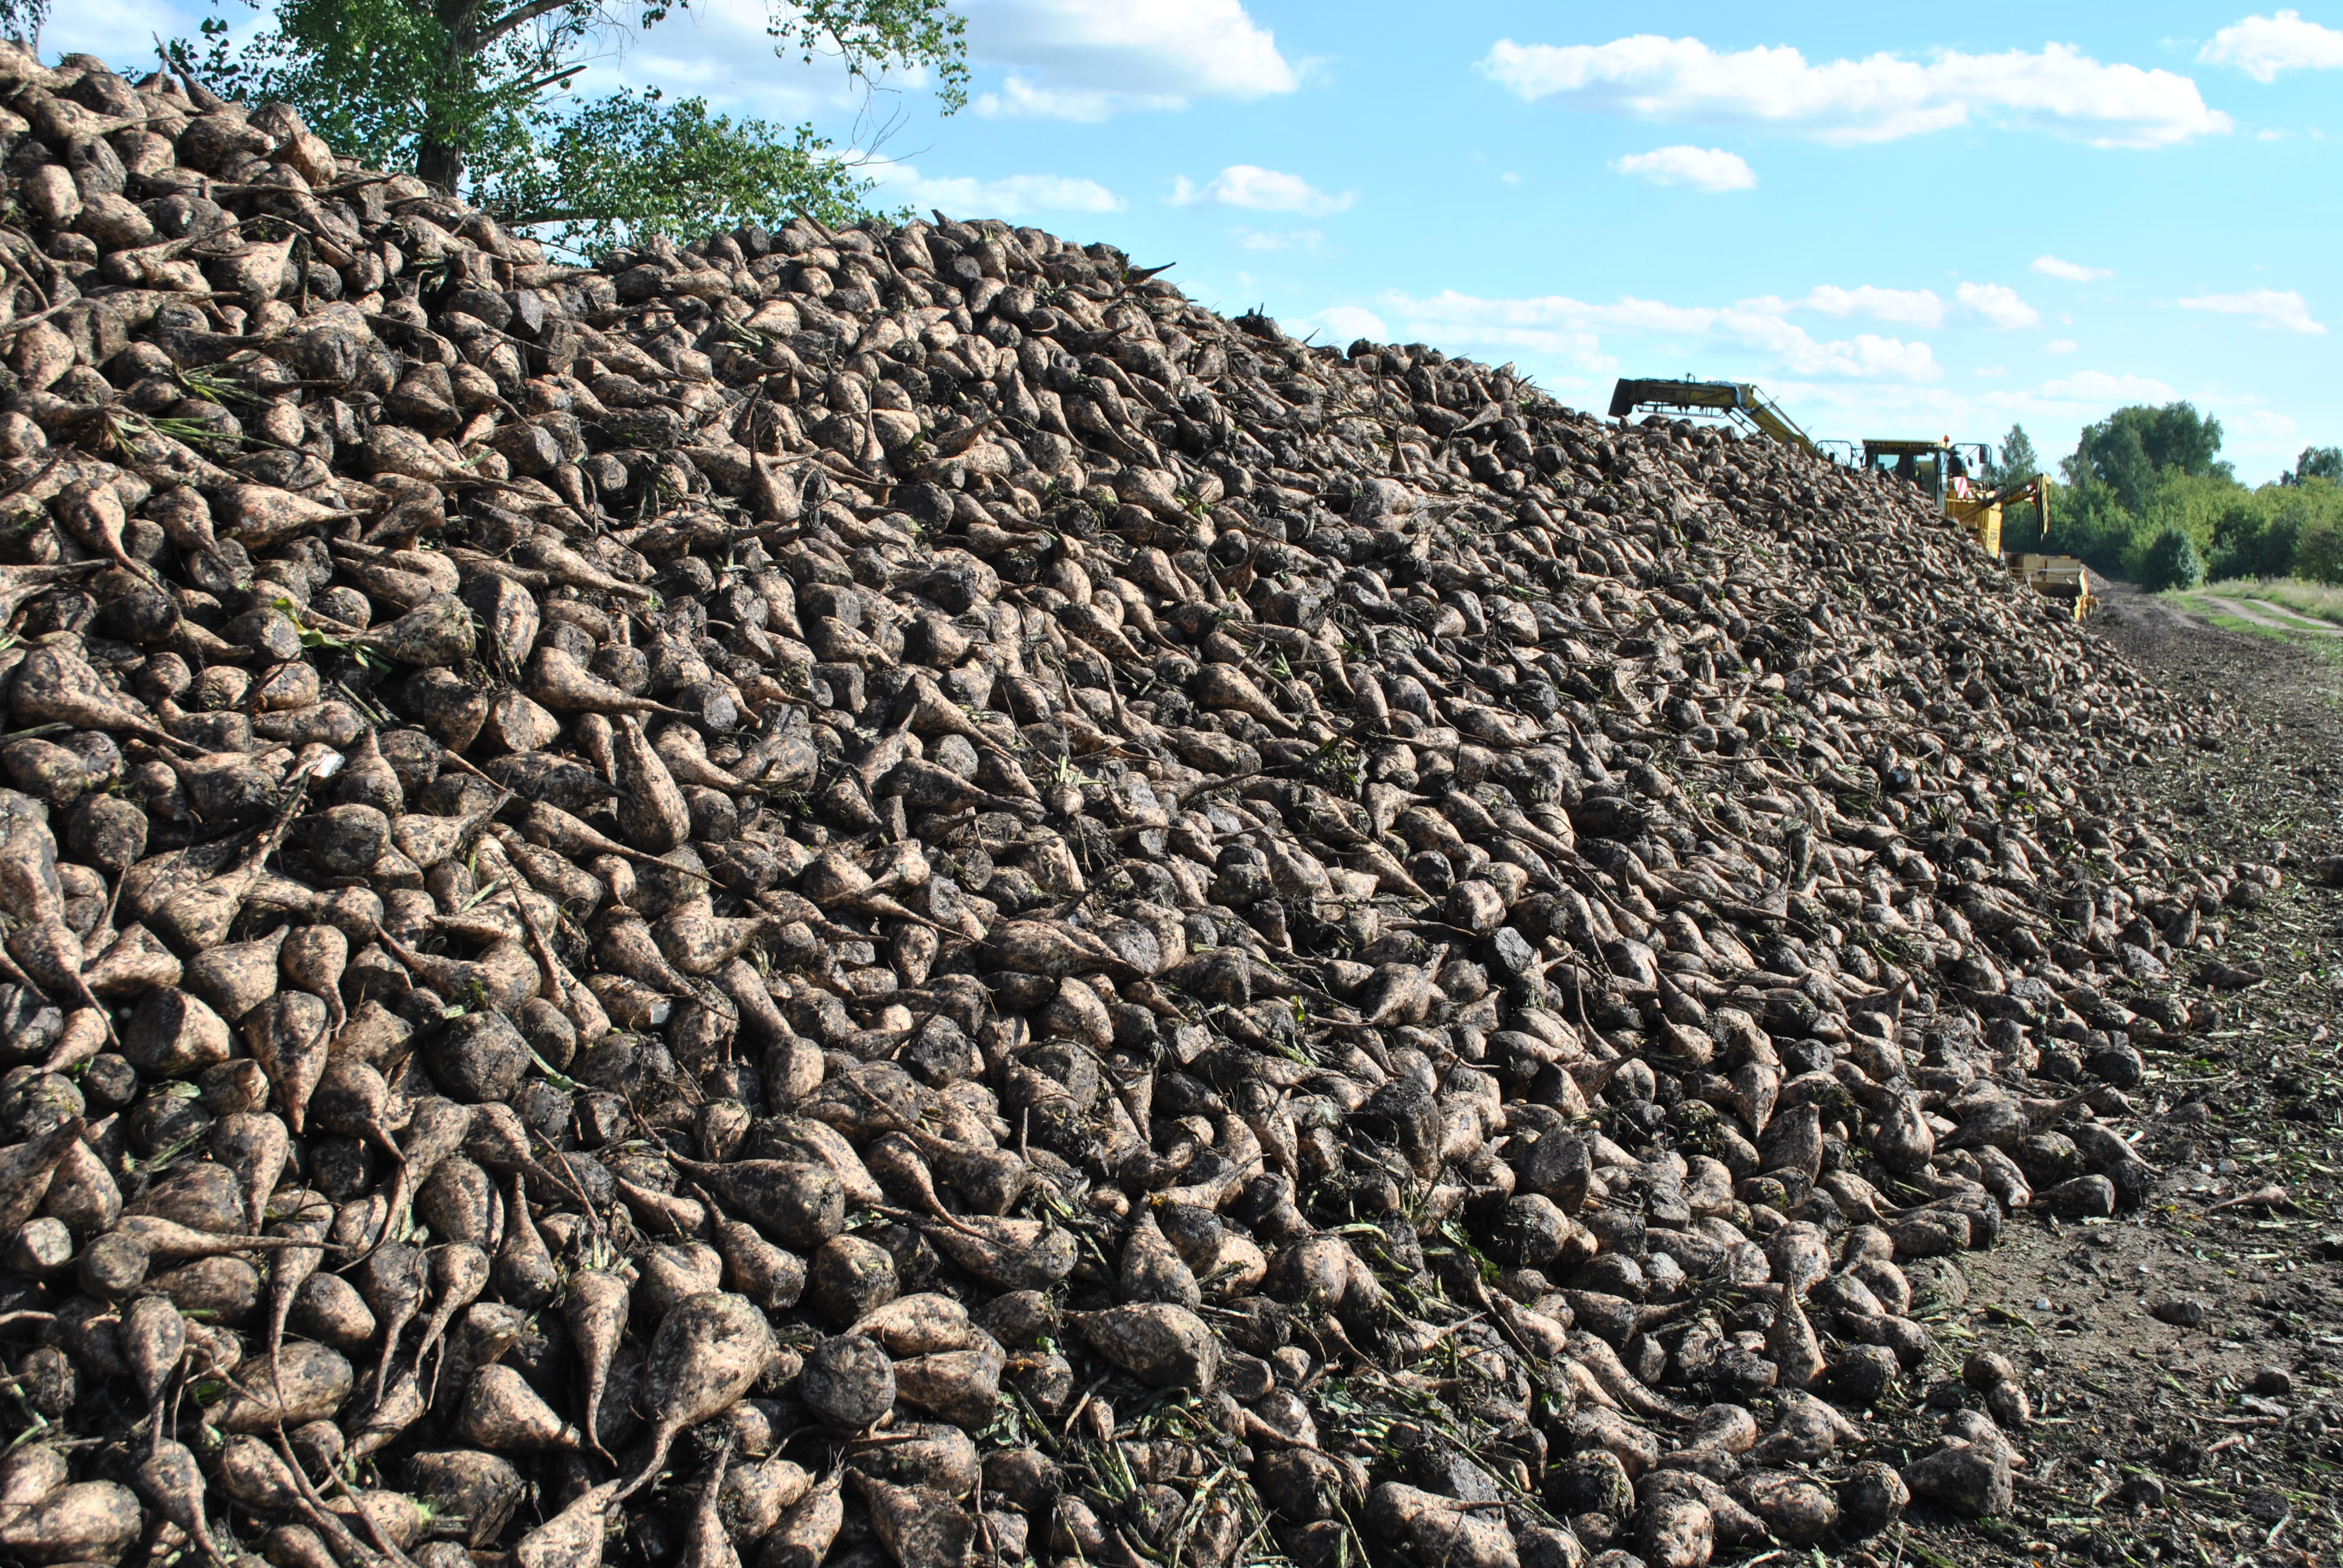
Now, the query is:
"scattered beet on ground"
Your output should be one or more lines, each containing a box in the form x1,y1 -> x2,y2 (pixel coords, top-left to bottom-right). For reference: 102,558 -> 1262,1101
0,42 -> 2335,1568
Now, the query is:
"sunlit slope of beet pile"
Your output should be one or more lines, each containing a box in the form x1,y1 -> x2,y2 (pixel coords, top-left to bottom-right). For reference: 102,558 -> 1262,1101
0,42 -> 2266,1568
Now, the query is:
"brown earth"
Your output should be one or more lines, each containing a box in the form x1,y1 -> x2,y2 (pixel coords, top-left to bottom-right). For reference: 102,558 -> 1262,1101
1878,582 -> 2343,1567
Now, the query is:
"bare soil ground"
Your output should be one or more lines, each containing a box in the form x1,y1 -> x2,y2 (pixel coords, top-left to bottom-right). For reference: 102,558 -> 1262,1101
1874,582 -> 2343,1567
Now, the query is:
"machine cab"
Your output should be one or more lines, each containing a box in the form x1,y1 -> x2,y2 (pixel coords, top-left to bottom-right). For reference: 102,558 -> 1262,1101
1860,437 -> 1993,509
1864,437 -> 2009,553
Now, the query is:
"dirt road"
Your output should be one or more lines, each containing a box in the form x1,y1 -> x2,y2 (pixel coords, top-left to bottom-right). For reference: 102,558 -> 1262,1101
1881,582 -> 2343,1567
2193,595 -> 2343,639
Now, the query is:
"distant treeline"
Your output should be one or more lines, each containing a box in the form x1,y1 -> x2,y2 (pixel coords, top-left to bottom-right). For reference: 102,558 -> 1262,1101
1987,407 -> 2342,591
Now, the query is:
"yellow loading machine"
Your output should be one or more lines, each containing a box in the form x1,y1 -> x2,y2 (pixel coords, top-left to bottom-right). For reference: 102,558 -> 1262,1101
1859,437 -> 2095,619
1609,378 -> 1821,456
1609,382 -> 2097,619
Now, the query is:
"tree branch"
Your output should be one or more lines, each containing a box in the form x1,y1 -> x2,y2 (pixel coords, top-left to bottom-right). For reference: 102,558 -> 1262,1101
437,0 -> 488,54
498,207 -> 588,227
470,0 -> 588,52
510,64 -> 589,97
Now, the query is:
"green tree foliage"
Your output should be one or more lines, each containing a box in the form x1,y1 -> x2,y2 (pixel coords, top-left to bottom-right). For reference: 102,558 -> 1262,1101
2133,525 -> 2206,592
474,89 -> 870,258
2046,401 -> 2343,586
0,0 -> 43,47
1990,423 -> 2040,485
1987,423 -> 2043,546
2206,479 -> 2343,580
2300,513 -> 2343,584
2287,445 -> 2343,485
2054,402 -> 2223,570
2055,468 -> 2232,577
2067,402 -> 2229,513
165,0 -> 966,255
2228,479 -> 2343,584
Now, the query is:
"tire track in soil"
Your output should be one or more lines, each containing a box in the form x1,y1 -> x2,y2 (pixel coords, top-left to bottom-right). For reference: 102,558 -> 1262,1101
2187,595 -> 2343,639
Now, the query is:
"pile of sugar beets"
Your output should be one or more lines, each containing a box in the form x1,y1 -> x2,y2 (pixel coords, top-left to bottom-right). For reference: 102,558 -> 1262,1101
0,42 -> 2276,1568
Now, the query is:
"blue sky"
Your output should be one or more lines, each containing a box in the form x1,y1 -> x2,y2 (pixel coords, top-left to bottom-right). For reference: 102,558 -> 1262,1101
56,1 -> 2343,482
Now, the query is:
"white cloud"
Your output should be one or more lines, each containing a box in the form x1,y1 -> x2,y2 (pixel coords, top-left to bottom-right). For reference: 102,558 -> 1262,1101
1479,34 -> 2230,148
1728,283 -> 2034,331
966,0 -> 1297,119
1799,285 -> 1945,327
1500,171 -> 1522,185
1379,288 -> 1942,381
2200,10 -> 2343,82
1232,228 -> 1326,253
973,79 -> 1136,120
2031,254 -> 2112,282
1956,281 -> 2041,329
1611,145 -> 1757,192
2240,408 -> 2300,443
865,162 -> 1124,218
1968,368 -> 2185,429
2175,287 -> 2327,333
2045,339 -> 2079,354
2037,370 -> 2178,402
1307,307 -> 1391,344
1169,166 -> 1354,215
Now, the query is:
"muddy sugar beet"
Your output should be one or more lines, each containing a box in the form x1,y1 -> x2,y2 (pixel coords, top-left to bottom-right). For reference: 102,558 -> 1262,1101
0,41 -> 2266,1568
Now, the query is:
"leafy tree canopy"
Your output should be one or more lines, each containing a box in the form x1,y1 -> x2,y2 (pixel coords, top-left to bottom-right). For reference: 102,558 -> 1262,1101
164,0 -> 966,256
2134,523 -> 2206,592
2287,444 -> 2343,485
1990,423 -> 2040,486
2064,401 -> 2228,514
0,0 -> 46,48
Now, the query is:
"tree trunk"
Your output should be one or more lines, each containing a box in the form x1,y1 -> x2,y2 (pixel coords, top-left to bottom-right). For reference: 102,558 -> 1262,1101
416,138 -> 465,194
419,0 -> 483,193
